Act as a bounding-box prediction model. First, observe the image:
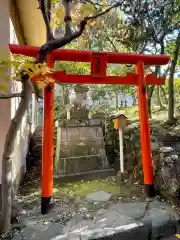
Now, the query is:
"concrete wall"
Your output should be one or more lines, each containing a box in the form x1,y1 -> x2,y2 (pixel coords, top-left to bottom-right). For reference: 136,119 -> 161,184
0,1 -> 38,190
0,1 -> 12,182
10,17 -> 30,183
15,0 -> 46,46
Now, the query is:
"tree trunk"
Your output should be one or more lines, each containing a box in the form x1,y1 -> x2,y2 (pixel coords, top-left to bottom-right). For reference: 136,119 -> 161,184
160,86 -> 168,106
115,92 -> 118,109
147,42 -> 165,117
132,94 -> 137,106
168,32 -> 180,124
148,85 -> 155,118
64,86 -> 69,105
0,79 -> 32,234
157,86 -> 167,109
124,99 -> 127,107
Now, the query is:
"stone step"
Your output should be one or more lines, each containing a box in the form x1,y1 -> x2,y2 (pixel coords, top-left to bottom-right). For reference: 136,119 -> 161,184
12,199 -> 180,240
54,168 -> 116,182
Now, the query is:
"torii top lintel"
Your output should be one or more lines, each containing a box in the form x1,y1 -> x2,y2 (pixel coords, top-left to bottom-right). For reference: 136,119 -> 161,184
9,44 -> 169,66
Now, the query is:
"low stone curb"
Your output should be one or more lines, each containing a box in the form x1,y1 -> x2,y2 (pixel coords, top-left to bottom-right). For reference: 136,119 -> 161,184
49,220 -> 178,240
12,200 -> 180,240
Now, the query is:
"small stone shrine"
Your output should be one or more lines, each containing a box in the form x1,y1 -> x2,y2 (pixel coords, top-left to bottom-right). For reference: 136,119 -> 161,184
54,84 -> 110,176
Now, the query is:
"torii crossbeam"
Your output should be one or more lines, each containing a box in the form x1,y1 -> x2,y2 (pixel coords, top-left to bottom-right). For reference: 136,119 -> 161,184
9,44 -> 170,214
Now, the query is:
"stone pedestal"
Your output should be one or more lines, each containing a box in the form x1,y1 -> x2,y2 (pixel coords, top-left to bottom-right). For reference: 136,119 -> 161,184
54,119 -> 109,176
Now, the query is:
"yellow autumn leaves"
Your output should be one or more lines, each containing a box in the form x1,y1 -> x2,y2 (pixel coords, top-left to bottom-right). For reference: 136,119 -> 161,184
50,2 -> 100,30
20,58 -> 54,90
0,55 -> 52,92
0,60 -> 10,91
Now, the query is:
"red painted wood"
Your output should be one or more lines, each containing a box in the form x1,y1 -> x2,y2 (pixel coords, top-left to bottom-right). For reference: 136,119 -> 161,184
144,74 -> 165,85
31,71 -> 165,85
136,61 -> 154,185
91,52 -> 107,77
41,55 -> 54,198
9,44 -> 170,65
144,74 -> 165,84
52,72 -> 139,84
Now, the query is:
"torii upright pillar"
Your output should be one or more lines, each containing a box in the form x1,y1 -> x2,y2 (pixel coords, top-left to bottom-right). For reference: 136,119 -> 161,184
41,55 -> 54,214
136,61 -> 154,196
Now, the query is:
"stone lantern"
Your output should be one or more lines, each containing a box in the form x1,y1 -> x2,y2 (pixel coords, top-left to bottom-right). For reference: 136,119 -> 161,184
70,84 -> 89,120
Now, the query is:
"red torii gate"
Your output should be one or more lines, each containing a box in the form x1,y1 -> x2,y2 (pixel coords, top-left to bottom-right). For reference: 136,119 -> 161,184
9,44 -> 169,214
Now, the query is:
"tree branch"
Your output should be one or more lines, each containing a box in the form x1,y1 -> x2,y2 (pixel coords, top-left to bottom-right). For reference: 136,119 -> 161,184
107,36 -> 118,52
84,0 -> 106,7
85,1 -> 124,20
36,0 -> 124,63
0,92 -> 22,99
38,0 -> 54,40
47,0 -> 51,21
163,63 -> 171,78
169,31 -> 180,82
36,19 -> 87,63
62,0 -> 73,37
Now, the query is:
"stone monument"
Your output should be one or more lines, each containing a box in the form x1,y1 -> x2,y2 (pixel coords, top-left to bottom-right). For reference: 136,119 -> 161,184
69,84 -> 89,120
54,84 -> 111,177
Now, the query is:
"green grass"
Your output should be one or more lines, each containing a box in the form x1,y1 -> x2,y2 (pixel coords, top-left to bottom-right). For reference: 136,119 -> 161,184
124,106 -> 139,119
19,176 -> 122,208
53,178 -> 121,199
120,105 -> 168,121
19,173 -> 144,211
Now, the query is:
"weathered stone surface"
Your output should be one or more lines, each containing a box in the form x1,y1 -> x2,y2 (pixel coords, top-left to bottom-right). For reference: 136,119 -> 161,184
163,132 -> 180,144
160,146 -> 174,153
173,142 -> 180,153
141,200 -> 178,239
86,190 -> 112,202
69,84 -> 89,120
12,200 -> 179,240
63,200 -> 178,239
55,122 -> 109,175
155,146 -> 180,198
29,122 -> 109,176
120,122 -> 180,200
151,141 -> 160,152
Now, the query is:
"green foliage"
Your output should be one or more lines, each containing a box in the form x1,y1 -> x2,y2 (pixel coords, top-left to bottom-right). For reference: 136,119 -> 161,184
55,61 -> 90,75
165,36 -> 180,67
174,78 -> 180,90
54,95 -> 67,120
104,118 -> 119,154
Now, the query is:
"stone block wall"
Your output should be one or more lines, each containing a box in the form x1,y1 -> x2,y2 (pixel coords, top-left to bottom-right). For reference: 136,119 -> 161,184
54,120 -> 109,176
